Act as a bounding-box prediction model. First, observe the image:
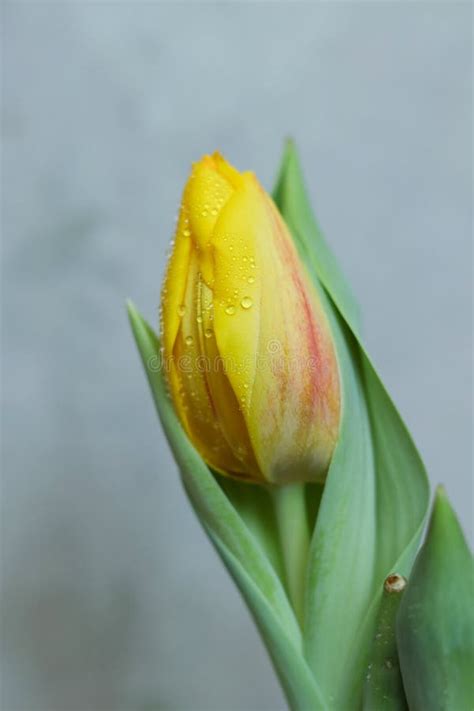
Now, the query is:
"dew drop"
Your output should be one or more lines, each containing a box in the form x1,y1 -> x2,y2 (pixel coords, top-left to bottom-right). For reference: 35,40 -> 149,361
240,296 -> 253,310
225,305 -> 236,315
247,276 -> 255,284
177,304 -> 186,316
204,328 -> 213,338
211,207 -> 218,216
201,210 -> 208,217
196,315 -> 203,324
183,228 -> 191,237
185,335 -> 193,346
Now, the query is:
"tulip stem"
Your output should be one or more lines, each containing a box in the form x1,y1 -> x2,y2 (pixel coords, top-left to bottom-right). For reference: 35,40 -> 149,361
272,483 -> 310,628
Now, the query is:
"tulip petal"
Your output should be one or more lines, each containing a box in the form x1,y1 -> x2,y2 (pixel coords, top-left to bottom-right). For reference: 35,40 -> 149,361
170,248 -> 245,475
211,177 -> 340,483
161,206 -> 192,359
183,154 -> 236,284
195,273 -> 261,480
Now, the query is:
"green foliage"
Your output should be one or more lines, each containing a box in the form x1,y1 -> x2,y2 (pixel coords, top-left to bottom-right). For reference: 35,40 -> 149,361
397,487 -> 474,711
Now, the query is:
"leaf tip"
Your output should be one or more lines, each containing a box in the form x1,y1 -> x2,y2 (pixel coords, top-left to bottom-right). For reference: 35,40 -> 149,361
126,298 -> 137,318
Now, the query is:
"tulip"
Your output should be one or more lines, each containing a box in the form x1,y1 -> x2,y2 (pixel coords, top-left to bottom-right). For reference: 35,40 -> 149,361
160,152 -> 340,485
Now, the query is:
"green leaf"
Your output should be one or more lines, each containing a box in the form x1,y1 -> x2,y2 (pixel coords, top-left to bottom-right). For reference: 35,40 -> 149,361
363,574 -> 409,711
127,301 -> 325,709
396,487 -> 474,711
211,531 -> 328,711
218,476 -> 286,584
273,142 -> 430,709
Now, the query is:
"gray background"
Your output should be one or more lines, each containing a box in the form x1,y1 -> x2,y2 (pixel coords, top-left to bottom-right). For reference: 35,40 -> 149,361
2,3 -> 472,710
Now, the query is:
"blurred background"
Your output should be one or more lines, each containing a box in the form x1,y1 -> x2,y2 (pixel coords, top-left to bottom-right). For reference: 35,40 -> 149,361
2,3 -> 472,710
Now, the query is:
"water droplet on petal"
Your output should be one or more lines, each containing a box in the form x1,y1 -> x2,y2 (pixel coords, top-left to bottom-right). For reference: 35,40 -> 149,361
183,228 -> 191,237
247,276 -> 255,284
185,335 -> 193,346
204,328 -> 213,338
225,305 -> 236,315
177,304 -> 186,316
241,296 -> 253,309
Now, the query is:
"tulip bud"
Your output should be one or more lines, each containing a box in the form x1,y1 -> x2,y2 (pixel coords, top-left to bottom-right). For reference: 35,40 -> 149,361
160,153 -> 340,485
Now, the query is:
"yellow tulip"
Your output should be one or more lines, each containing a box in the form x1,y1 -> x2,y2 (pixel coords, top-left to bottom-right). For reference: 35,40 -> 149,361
160,153 -> 340,485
